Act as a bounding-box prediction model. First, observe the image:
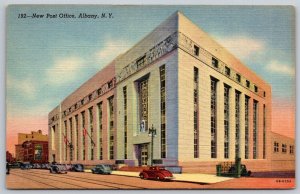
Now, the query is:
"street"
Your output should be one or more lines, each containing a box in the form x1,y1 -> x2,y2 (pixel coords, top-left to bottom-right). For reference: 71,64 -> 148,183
6,169 -> 295,189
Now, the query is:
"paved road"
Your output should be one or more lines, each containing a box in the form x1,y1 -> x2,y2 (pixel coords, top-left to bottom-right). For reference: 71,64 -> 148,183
6,169 -> 295,189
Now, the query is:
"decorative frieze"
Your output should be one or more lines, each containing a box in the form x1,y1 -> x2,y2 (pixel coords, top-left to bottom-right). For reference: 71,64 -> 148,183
116,32 -> 178,83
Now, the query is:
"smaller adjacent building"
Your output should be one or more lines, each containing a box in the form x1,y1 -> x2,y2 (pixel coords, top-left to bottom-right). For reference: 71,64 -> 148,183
21,140 -> 49,163
15,130 -> 48,163
270,132 -> 295,171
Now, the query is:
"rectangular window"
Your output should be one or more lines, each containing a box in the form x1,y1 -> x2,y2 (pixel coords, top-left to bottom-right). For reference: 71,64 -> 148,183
290,145 -> 294,154
160,65 -> 166,158
254,85 -> 258,93
69,118 -> 73,161
212,57 -> 219,68
139,78 -> 148,132
210,77 -> 218,158
235,91 -> 241,158
246,80 -> 250,88
64,120 -> 67,161
81,111 -> 86,160
194,67 -> 199,158
108,96 -> 114,160
89,107 -> 94,160
282,144 -> 287,153
123,86 -> 128,159
236,74 -> 241,82
224,84 -> 230,159
97,102 -> 103,160
274,141 -> 279,152
194,45 -> 199,56
245,96 -> 250,159
253,100 -> 258,159
225,66 -> 231,76
75,115 -> 79,160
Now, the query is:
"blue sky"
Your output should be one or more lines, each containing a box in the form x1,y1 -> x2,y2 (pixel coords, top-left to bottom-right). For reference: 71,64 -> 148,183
7,5 -> 295,118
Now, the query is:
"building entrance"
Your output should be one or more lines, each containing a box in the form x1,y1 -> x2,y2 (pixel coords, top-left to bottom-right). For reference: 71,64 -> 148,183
135,143 -> 149,166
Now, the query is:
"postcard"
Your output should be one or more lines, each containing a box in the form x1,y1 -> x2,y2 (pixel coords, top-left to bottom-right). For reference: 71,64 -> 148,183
6,5 -> 295,189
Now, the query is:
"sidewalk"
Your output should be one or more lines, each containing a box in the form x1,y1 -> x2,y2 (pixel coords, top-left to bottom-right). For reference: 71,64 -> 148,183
85,169 -> 233,184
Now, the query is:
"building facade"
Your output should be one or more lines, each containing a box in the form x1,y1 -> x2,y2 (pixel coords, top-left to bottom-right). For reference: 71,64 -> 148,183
15,130 -> 48,161
48,12 -> 275,172
270,132 -> 295,171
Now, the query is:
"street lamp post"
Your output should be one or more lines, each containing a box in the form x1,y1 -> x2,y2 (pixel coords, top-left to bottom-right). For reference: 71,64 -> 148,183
148,124 -> 156,166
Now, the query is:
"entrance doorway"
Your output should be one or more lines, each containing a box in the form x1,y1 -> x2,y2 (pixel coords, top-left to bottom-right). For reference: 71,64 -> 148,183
135,143 -> 149,166
141,144 -> 148,166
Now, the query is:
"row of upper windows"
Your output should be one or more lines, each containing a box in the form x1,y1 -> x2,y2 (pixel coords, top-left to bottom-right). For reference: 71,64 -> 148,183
274,141 -> 294,154
193,45 -> 265,97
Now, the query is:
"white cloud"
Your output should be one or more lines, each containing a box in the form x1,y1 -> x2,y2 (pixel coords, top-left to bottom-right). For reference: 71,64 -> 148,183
95,39 -> 131,65
46,56 -> 84,85
214,36 -> 265,59
7,74 -> 37,99
266,60 -> 295,76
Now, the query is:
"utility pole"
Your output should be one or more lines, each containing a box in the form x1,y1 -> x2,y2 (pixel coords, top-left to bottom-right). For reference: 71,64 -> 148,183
148,124 -> 156,166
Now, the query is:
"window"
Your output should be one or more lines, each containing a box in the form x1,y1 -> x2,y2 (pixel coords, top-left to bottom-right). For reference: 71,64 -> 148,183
290,145 -> 294,154
282,144 -> 287,153
137,55 -> 146,69
246,80 -> 250,88
235,90 -> 241,158
264,91 -> 266,97
245,96 -> 250,159
108,96 -> 114,160
69,118 -> 73,161
75,103 -> 78,109
97,88 -> 102,95
51,125 -> 56,150
224,85 -> 230,159
64,120 -> 67,161
81,111 -> 86,160
253,100 -> 258,159
274,142 -> 279,152
210,77 -> 218,158
194,67 -> 199,158
81,99 -> 84,105
212,57 -> 219,68
75,115 -> 79,160
138,78 -> 149,132
97,102 -> 103,160
88,94 -> 92,101
89,107 -> 94,160
194,45 -> 199,56
236,74 -> 241,82
123,86 -> 128,159
225,66 -> 231,76
254,85 -> 258,93
160,65 -> 166,158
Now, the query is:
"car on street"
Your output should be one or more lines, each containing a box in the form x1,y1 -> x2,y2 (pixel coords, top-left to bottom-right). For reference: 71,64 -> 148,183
70,164 -> 84,172
49,164 -> 68,174
20,162 -> 32,170
139,166 -> 174,181
91,164 -> 112,174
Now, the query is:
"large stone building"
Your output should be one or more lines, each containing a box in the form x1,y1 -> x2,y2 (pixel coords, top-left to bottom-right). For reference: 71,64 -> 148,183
48,11 -> 279,173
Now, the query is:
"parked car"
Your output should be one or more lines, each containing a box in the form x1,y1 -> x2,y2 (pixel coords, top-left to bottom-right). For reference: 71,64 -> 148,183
9,162 -> 22,169
228,164 -> 252,177
49,164 -> 68,174
20,162 -> 32,170
139,166 -> 174,181
91,164 -> 112,174
70,164 -> 84,172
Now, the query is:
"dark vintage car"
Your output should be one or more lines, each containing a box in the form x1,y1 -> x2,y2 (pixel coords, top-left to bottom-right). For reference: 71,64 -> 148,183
91,164 -> 112,174
228,164 -> 252,177
20,162 -> 32,170
139,166 -> 174,181
70,164 -> 84,172
49,164 -> 68,174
